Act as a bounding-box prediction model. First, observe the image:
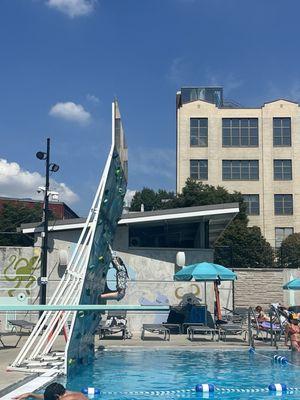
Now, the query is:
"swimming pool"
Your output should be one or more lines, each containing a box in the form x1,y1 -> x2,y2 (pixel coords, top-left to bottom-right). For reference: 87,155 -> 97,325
64,349 -> 300,399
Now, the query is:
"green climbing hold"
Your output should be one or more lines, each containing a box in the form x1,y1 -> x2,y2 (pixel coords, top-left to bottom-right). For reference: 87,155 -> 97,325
98,256 -> 104,262
78,311 -> 84,318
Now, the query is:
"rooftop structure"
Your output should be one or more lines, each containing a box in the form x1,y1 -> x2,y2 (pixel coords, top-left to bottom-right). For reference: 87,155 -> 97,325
0,196 -> 79,220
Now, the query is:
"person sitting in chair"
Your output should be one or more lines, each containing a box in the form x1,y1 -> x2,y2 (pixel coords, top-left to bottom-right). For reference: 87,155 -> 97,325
99,253 -> 128,301
255,306 -> 270,322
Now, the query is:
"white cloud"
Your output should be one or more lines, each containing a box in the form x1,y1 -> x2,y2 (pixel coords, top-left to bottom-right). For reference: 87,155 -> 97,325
46,0 -> 96,18
166,57 -> 186,85
0,159 -> 79,204
86,94 -> 100,104
49,102 -> 91,124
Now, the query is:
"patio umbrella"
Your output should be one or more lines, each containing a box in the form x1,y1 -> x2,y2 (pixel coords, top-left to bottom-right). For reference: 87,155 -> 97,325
174,262 -> 237,320
283,278 -> 300,290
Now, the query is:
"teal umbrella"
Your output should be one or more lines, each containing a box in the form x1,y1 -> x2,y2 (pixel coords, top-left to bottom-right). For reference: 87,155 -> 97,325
174,262 -> 236,282
174,262 -> 236,320
283,278 -> 300,290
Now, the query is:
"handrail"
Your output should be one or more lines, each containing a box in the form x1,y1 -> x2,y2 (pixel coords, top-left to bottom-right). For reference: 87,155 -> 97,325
0,305 -> 170,312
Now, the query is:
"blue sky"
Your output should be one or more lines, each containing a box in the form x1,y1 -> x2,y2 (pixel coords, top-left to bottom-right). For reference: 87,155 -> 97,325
0,0 -> 299,216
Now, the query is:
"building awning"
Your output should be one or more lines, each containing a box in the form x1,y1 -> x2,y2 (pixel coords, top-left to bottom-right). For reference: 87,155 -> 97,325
20,202 -> 239,245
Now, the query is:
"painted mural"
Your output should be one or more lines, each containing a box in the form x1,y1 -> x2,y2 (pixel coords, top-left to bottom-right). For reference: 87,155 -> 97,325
0,248 -> 40,297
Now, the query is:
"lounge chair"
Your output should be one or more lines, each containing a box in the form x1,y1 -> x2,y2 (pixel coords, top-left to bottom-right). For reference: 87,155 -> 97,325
250,307 -> 283,342
141,324 -> 170,341
98,310 -> 128,340
187,312 -> 218,341
218,310 -> 248,341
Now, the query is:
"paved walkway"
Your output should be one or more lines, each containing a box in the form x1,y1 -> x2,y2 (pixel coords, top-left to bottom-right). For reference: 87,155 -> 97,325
0,332 -> 287,395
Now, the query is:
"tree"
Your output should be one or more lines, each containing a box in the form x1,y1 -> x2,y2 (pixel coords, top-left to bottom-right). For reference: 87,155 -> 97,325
130,188 -> 175,211
0,203 -> 43,246
215,221 -> 274,268
278,233 -> 300,268
166,179 -> 248,222
130,179 -> 275,268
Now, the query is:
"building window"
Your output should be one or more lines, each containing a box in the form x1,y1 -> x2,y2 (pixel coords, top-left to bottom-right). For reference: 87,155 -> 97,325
273,117 -> 291,146
274,194 -> 293,215
222,118 -> 258,147
242,194 -> 260,215
222,160 -> 259,180
129,221 -> 209,249
275,227 -> 294,248
274,159 -> 292,180
190,160 -> 208,180
190,118 -> 208,147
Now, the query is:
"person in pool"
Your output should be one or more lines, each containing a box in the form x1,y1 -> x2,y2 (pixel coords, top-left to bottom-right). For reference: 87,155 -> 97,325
285,314 -> 300,352
99,251 -> 128,301
13,382 -> 87,400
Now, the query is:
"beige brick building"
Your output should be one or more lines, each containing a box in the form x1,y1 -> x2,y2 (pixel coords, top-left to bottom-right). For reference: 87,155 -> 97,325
176,87 -> 300,247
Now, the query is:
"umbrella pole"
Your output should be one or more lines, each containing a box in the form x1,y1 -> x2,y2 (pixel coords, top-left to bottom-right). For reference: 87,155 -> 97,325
214,281 -> 222,321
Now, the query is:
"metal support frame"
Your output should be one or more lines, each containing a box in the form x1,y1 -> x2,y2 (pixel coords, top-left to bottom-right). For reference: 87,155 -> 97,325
11,110 -> 116,373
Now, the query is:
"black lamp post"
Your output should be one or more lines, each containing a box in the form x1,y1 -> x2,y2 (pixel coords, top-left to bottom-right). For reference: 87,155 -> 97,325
36,138 -> 59,314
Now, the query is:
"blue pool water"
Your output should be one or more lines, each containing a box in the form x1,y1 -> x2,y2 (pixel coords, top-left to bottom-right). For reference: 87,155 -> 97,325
64,349 -> 300,399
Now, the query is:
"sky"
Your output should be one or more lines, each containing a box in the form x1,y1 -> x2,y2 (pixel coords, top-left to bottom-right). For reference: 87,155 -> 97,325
0,0 -> 300,216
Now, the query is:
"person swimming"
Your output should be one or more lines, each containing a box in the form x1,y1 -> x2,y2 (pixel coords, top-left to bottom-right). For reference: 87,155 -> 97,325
99,248 -> 128,301
13,382 -> 87,400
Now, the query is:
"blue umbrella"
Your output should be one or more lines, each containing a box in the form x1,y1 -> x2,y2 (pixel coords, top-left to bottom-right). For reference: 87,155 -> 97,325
174,262 -> 236,282
174,262 -> 236,320
283,278 -> 300,290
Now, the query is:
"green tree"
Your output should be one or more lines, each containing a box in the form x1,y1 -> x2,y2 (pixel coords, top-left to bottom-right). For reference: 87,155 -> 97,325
130,188 -> 175,211
0,203 -> 43,246
167,179 -> 247,222
215,221 -> 275,268
278,233 -> 300,268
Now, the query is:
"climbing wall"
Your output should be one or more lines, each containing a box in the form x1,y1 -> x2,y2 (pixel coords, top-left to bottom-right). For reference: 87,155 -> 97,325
66,101 -> 127,375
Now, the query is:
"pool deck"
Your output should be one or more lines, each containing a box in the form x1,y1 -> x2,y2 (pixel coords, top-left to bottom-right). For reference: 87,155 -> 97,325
0,333 -> 289,395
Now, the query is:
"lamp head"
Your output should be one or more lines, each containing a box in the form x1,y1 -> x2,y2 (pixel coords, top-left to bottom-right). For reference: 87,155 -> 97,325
50,163 -> 59,172
36,151 -> 47,160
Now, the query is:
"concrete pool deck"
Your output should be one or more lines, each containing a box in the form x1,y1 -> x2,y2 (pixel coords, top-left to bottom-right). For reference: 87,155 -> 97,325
0,333 -> 289,396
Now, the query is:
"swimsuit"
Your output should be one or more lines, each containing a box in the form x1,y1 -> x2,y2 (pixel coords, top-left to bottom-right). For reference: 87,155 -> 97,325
289,324 -> 300,351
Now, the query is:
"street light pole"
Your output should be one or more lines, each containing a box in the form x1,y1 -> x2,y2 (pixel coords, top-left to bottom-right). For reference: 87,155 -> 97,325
40,138 -> 50,308
36,138 -> 59,316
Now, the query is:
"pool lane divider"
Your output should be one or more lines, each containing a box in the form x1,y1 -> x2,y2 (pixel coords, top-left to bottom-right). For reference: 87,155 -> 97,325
81,385 -> 300,397
249,347 -> 290,366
